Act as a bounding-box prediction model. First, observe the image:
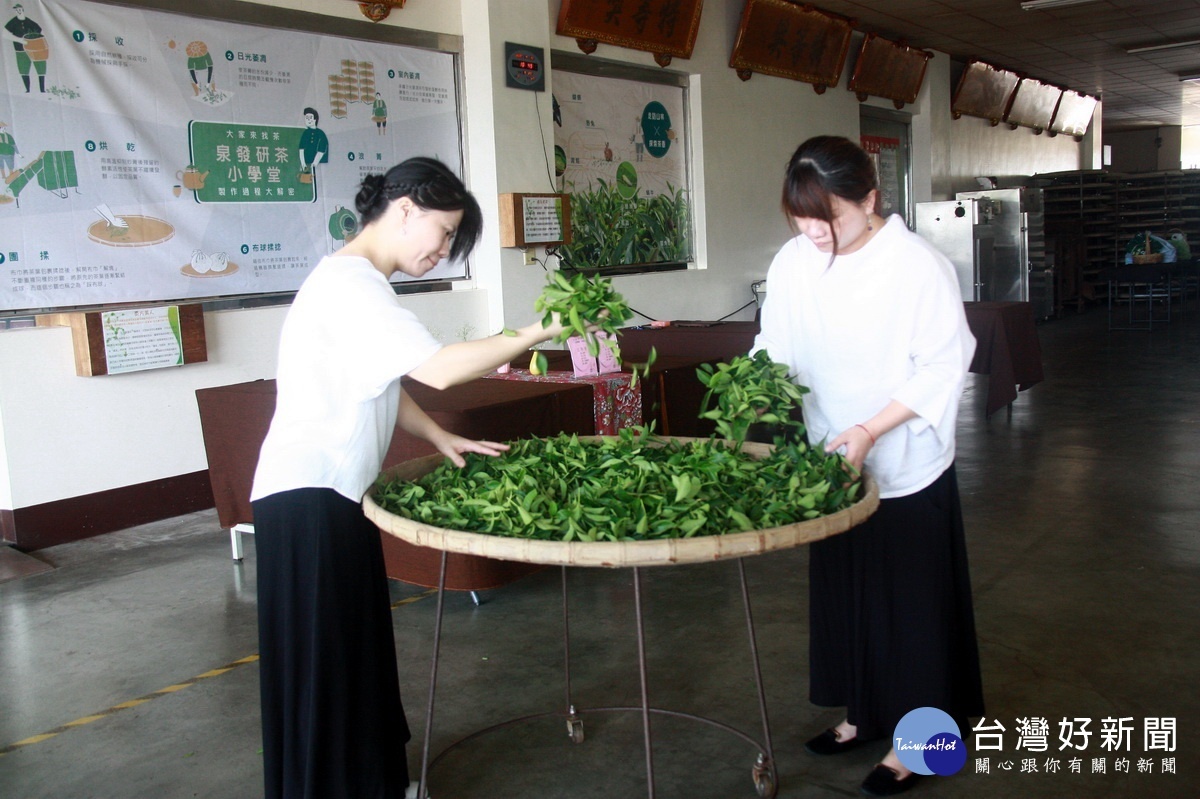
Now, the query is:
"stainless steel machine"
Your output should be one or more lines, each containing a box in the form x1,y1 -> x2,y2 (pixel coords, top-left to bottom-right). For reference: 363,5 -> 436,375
914,198 -> 997,302
956,187 -> 1049,314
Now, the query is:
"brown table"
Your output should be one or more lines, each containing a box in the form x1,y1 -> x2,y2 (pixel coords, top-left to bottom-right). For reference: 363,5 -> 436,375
615,321 -> 759,361
195,376 -> 596,591
963,301 -> 1045,417
508,349 -> 725,439
485,368 -> 643,434
614,313 -> 1039,421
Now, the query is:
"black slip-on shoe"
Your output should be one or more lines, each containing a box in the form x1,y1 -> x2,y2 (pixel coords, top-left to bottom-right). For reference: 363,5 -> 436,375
804,728 -> 866,755
860,764 -> 922,796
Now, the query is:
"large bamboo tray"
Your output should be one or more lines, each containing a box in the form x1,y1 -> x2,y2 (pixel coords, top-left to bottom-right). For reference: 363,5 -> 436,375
363,437 -> 879,568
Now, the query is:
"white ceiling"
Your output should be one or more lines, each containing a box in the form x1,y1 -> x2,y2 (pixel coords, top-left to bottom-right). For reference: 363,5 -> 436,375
809,0 -> 1200,130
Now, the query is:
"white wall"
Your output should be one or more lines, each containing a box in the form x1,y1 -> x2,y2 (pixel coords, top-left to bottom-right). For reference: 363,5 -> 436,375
946,115 -> 1084,197
1107,126 -> 1183,173
0,0 -> 1092,527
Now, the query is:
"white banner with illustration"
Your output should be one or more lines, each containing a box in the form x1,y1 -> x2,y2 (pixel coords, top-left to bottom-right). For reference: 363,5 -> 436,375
0,0 -> 464,313
552,69 -> 691,269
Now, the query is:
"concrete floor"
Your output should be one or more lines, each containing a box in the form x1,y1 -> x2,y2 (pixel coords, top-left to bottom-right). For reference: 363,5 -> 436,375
1,306 -> 1197,799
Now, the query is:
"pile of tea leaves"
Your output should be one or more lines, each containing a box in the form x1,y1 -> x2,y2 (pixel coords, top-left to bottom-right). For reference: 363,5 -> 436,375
373,428 -> 859,542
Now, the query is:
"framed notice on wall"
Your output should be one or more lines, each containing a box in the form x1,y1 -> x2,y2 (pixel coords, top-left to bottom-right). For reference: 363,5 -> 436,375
0,0 -> 466,314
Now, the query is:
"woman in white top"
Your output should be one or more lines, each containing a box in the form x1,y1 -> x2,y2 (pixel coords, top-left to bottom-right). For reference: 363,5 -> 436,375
752,136 -> 984,797
250,157 -> 568,799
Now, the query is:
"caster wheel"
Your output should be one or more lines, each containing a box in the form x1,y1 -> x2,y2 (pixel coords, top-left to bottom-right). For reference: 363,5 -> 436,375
752,762 -> 776,798
567,717 -> 585,744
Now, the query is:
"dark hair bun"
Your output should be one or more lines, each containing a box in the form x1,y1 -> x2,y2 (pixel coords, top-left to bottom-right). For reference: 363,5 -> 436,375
355,174 -> 387,217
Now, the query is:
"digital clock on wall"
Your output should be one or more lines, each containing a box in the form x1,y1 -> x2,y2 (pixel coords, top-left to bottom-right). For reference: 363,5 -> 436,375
504,42 -> 545,91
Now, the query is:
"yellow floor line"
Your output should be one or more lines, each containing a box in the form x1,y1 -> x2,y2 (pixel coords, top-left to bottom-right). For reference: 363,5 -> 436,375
0,588 -> 437,757
392,587 -> 438,608
0,653 -> 260,757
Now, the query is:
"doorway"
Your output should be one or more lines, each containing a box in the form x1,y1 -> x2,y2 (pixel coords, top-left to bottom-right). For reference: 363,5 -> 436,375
860,109 -> 913,228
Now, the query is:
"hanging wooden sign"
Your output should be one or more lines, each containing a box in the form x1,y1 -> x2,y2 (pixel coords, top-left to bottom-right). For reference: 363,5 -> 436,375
951,60 -> 1020,125
556,0 -> 705,67
347,1 -> 406,23
847,33 -> 932,109
729,0 -> 855,93
1004,78 -> 1062,134
1050,91 -> 1098,140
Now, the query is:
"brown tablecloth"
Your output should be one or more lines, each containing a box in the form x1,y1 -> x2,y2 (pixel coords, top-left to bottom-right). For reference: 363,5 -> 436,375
963,301 -> 1045,417
195,376 -> 596,590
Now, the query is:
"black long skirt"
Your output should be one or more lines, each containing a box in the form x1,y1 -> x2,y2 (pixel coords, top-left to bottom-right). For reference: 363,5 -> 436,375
254,488 -> 411,799
808,464 -> 985,742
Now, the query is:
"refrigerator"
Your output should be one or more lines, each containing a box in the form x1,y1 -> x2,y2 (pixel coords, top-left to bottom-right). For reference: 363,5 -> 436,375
914,199 -> 997,302
955,187 -> 1049,314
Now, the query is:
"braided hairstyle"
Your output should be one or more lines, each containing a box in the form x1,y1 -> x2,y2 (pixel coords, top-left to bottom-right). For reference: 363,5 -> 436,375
781,136 -> 877,256
355,157 -> 484,262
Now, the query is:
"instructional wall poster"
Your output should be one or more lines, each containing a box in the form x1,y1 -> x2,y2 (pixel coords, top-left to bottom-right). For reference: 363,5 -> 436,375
552,69 -> 691,270
0,0 -> 464,313
552,70 -> 686,201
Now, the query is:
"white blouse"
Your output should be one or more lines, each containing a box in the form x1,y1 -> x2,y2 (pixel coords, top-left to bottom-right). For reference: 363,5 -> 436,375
251,255 -> 442,504
752,215 -> 976,498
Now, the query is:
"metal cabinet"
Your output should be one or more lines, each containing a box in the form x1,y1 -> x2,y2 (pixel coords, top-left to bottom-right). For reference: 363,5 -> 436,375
914,199 -> 997,302
957,187 -> 1049,314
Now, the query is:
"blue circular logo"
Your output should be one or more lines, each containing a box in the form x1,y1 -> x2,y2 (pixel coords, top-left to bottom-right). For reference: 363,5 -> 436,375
893,707 -> 965,776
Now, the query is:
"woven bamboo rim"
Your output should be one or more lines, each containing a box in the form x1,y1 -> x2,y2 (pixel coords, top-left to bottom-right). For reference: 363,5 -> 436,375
363,437 -> 880,568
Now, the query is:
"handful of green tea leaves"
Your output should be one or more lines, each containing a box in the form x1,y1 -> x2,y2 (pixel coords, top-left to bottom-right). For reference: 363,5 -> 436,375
524,270 -> 656,384
373,429 -> 858,542
697,350 -> 809,444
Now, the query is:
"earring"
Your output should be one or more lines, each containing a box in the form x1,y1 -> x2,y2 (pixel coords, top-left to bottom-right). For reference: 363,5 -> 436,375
867,216 -> 874,232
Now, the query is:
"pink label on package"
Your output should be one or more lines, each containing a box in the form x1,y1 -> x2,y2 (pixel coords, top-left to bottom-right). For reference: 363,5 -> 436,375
596,332 -> 621,374
567,336 -> 599,376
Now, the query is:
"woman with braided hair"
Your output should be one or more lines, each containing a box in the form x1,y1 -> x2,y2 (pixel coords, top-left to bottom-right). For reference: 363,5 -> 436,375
251,156 -> 570,799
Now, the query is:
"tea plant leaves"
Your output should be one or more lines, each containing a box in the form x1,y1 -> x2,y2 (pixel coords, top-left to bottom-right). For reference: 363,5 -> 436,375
374,429 -> 859,542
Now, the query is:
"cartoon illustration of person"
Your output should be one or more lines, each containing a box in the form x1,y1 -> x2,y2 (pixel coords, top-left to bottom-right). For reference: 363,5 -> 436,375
298,107 -> 328,177
186,40 -> 214,96
629,117 -> 644,162
371,92 -> 387,135
4,3 -> 47,94
0,121 -> 18,179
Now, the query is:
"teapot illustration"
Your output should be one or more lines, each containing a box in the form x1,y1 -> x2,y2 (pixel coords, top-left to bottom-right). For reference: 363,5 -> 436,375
177,165 -> 210,190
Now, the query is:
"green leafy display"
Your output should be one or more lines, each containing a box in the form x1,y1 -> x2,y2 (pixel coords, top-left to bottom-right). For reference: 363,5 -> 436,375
557,181 -> 691,270
374,429 -> 859,542
697,351 -> 809,445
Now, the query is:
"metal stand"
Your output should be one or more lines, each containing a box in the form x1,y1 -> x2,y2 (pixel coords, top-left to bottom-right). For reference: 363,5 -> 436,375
415,557 -> 779,798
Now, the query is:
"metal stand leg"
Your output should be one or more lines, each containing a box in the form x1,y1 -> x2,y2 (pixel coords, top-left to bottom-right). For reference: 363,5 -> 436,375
562,567 -> 584,743
632,566 -> 656,798
419,559 -> 779,798
738,558 -> 778,798
416,551 -> 449,799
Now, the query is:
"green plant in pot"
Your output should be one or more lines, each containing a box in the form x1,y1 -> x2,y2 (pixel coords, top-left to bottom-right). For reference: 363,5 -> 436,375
558,180 -> 691,270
